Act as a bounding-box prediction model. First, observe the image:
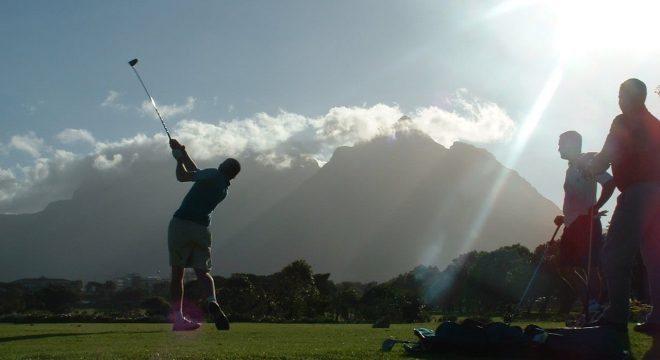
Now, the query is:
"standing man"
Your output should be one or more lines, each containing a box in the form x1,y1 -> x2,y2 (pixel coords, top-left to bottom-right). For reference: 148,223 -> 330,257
555,131 -> 615,320
583,78 -> 660,333
168,138 -> 240,331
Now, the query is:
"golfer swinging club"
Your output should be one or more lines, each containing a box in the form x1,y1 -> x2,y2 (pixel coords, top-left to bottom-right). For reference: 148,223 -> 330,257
168,138 -> 240,331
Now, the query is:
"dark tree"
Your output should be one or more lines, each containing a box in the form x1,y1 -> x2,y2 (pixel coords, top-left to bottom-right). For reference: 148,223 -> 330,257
273,260 -> 320,319
141,296 -> 170,317
0,283 -> 28,314
37,284 -> 80,314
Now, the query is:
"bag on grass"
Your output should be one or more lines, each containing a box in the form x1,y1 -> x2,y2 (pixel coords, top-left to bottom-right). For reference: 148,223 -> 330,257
409,319 -> 532,357
537,326 -> 630,360
403,319 -> 629,359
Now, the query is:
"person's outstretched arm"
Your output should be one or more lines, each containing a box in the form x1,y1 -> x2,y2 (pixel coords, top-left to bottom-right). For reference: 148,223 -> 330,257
594,178 -> 616,212
589,116 -> 623,175
170,139 -> 198,182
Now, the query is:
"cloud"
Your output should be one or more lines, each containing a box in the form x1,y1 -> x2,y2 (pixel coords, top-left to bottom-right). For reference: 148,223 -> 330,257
140,96 -> 195,119
0,91 -> 515,213
313,104 -> 402,153
0,167 -> 18,202
101,90 -> 128,110
173,92 -> 514,164
174,110 -> 310,161
411,91 -> 516,147
93,153 -> 123,170
0,149 -> 81,214
57,129 -> 96,145
9,132 -> 45,158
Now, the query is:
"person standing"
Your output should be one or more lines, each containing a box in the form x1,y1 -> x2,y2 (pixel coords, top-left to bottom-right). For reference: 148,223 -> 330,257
555,131 -> 615,320
168,138 -> 240,331
583,78 -> 660,333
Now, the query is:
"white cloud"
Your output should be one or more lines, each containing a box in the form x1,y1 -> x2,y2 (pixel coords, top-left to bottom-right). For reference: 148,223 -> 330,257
101,90 -> 128,110
0,167 -> 17,202
57,129 -> 96,145
312,104 -> 403,155
172,92 -> 514,164
30,158 -> 50,182
0,149 -> 82,214
174,110 -> 310,160
53,150 -> 77,170
0,91 -> 515,213
411,92 -> 516,147
93,154 -> 123,170
9,132 -> 45,158
92,133 -> 168,166
140,96 -> 195,119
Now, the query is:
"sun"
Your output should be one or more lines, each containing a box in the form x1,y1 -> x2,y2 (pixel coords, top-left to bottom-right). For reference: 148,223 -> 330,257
547,0 -> 660,59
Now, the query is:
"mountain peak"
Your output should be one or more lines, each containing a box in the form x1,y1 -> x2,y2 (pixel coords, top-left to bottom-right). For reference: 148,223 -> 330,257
0,133 -> 559,282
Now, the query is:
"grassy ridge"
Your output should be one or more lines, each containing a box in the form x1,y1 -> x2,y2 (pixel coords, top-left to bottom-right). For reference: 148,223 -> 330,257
0,322 -> 654,359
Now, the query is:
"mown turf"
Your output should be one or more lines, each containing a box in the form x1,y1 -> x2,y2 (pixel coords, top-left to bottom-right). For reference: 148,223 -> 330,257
0,322 -> 655,359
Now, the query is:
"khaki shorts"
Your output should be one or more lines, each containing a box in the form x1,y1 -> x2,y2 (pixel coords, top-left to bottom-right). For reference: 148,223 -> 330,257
168,217 -> 212,271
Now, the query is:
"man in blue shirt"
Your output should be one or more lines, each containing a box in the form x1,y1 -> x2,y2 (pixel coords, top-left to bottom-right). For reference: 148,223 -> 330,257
168,138 -> 240,331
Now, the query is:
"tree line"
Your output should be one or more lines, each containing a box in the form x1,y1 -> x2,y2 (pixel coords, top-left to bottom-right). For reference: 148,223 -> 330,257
0,241 -> 648,323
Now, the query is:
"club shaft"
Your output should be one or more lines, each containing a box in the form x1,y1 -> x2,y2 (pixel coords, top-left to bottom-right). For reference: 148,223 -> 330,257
517,223 -> 562,309
130,67 -> 171,140
584,174 -> 598,324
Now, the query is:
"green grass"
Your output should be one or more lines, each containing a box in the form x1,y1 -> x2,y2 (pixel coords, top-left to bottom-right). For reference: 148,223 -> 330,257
0,322 -> 655,359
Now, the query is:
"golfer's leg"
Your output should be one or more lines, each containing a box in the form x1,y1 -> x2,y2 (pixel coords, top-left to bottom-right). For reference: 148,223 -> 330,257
168,217 -> 189,320
587,220 -> 604,304
196,268 -> 230,330
601,192 -> 642,324
640,184 -> 660,323
558,266 -> 578,314
171,266 -> 185,318
588,266 -> 604,304
194,268 -> 217,302
572,267 -> 590,309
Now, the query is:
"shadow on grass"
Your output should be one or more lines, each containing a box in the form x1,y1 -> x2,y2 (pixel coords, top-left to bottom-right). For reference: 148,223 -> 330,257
0,330 -> 162,343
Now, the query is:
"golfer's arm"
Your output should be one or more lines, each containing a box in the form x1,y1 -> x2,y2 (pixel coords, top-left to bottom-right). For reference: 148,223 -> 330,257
595,180 -> 616,210
175,161 -> 193,182
591,140 -> 614,175
174,150 -> 199,182
180,151 -> 198,172
590,120 -> 620,175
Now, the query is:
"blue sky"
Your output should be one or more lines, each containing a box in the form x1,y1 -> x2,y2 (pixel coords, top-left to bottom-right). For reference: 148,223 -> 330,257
2,0 -> 660,215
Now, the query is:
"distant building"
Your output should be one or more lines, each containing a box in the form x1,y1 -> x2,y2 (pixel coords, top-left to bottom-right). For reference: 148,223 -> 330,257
111,273 -> 168,293
13,277 -> 82,292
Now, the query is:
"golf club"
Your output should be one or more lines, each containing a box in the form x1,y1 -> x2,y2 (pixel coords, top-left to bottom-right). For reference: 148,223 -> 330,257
127,58 -> 171,140
583,167 -> 599,325
381,338 -> 417,352
504,222 -> 562,324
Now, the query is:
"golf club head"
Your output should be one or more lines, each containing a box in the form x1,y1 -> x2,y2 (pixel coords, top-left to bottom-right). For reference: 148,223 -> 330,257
128,58 -> 138,67
381,339 -> 397,352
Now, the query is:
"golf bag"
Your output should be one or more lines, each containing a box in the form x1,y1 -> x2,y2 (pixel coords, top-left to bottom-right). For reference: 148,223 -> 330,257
399,319 -> 628,359
408,319 -> 533,358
